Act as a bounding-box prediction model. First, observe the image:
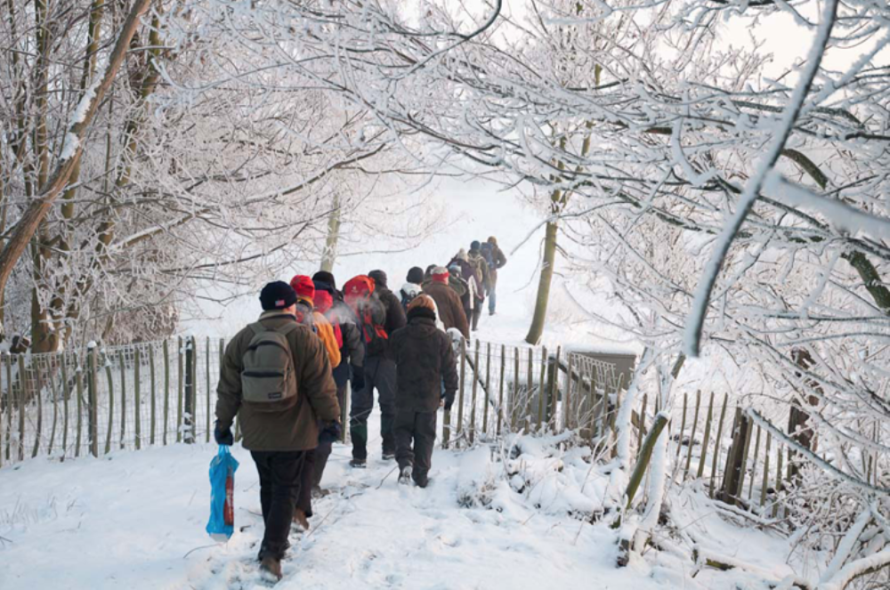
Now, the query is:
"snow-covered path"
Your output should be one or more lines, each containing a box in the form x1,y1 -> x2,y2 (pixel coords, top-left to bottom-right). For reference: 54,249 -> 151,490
0,434 -> 658,590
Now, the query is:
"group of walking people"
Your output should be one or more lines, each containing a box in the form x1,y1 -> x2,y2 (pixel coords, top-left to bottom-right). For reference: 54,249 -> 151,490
212,238 -> 507,580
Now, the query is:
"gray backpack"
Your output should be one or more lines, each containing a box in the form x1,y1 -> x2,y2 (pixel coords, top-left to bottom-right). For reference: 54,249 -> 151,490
241,322 -> 299,412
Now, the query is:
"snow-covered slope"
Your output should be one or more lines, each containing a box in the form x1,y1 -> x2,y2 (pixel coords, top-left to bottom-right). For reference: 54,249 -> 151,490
0,420 -> 803,590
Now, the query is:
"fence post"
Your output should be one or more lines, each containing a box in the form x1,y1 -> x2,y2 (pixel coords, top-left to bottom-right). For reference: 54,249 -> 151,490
511,347 -> 519,432
696,392 -> 715,479
163,340 -> 170,445
548,347 -> 560,429
482,342 -> 491,436
75,355 -> 84,458
675,392 -> 688,466
709,393 -> 730,497
536,346 -> 547,432
469,340 -> 479,445
104,352 -> 115,455
177,336 -> 183,443
88,344 -> 98,458
683,390 -> 702,480
623,413 -> 669,511
47,361 -> 59,457
0,353 -> 3,467
134,349 -> 142,450
184,336 -> 195,444
29,356 -> 42,459
456,338 -> 466,445
497,344 -> 506,436
525,347 -> 533,432
563,353 -> 574,431
61,356 -> 71,459
719,408 -> 748,506
119,350 -> 127,450
205,337 -> 211,443
149,346 -> 157,446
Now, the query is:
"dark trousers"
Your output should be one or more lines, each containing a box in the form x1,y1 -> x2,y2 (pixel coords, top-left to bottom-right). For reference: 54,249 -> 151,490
251,450 -> 308,560
394,410 -> 437,484
313,383 -> 348,487
471,305 -> 483,331
350,356 -> 397,460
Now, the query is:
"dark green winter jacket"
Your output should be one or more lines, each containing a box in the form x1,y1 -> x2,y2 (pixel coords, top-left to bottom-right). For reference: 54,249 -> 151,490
216,311 -> 340,451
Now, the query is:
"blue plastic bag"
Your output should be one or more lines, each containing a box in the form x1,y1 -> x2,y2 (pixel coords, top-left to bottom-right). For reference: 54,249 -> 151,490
206,445 -> 239,542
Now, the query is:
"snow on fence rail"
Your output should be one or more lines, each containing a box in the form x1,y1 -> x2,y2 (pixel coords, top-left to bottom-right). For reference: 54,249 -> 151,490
1,337 -> 881,516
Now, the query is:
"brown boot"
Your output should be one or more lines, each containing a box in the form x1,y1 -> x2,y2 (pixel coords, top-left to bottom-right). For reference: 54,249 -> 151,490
259,556 -> 282,581
292,508 -> 310,531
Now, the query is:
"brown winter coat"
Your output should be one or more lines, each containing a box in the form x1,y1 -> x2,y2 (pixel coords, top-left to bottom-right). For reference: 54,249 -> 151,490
423,280 -> 470,339
487,239 -> 508,286
216,311 -> 340,451
390,308 -> 459,413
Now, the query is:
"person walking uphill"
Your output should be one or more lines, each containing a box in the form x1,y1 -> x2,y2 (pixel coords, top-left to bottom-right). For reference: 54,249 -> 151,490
310,271 -> 365,492
289,275 -> 341,530
343,272 -> 406,468
390,295 -> 458,488
423,266 -> 469,339
483,236 -> 507,315
214,281 -> 340,581
467,241 -> 492,331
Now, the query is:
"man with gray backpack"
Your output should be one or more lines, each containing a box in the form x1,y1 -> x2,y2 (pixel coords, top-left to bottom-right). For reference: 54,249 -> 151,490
215,281 -> 340,581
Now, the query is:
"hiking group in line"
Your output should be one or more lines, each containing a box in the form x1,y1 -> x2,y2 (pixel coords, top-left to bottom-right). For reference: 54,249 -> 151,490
213,238 -> 507,580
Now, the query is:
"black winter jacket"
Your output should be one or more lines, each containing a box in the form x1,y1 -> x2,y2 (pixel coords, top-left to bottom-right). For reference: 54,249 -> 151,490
390,308 -> 459,412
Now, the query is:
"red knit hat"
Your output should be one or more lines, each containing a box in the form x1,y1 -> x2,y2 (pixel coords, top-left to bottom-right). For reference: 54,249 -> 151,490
432,266 -> 449,284
313,289 -> 333,313
290,275 -> 315,301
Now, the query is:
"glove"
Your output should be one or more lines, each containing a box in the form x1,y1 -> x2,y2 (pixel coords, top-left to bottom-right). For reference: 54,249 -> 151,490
443,396 -> 454,412
214,421 -> 234,446
318,421 -> 342,444
351,365 -> 365,393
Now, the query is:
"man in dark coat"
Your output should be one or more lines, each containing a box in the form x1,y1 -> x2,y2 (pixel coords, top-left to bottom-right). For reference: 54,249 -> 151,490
311,271 -> 365,492
423,266 -> 469,339
215,281 -> 340,580
390,295 -> 458,488
347,270 -> 407,467
486,236 -> 508,315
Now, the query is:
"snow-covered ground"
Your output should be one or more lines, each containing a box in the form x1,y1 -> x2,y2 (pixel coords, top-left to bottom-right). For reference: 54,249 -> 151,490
0,415 -> 802,590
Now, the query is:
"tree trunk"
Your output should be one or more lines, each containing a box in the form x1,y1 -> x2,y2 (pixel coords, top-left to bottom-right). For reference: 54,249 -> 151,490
320,194 -> 341,273
0,0 -> 153,339
525,217 -> 558,345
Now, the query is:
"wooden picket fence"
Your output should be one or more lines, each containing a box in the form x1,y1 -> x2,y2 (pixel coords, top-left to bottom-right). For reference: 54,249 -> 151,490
1,335 -> 871,517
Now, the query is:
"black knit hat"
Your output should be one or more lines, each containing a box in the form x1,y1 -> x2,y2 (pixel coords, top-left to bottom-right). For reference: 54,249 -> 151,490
406,266 -> 424,285
312,271 -> 336,290
369,269 -> 388,289
259,281 -> 298,311
470,240 -> 481,251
